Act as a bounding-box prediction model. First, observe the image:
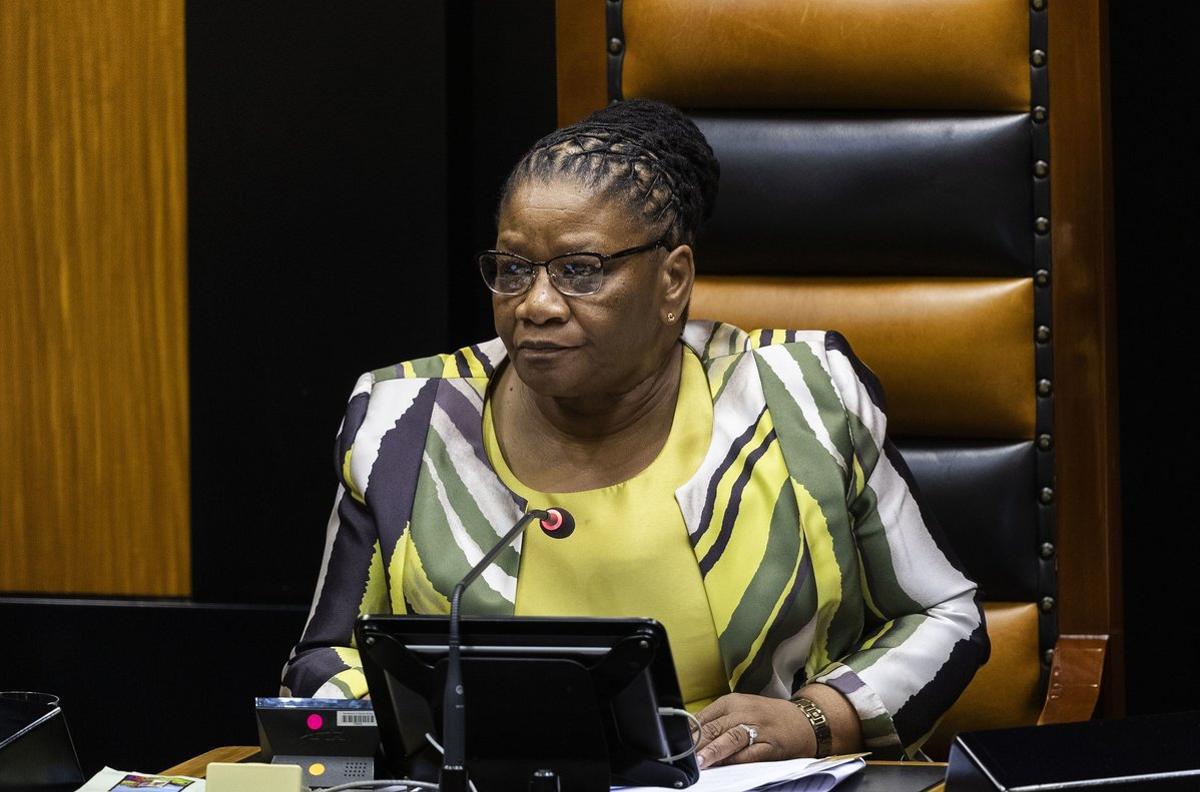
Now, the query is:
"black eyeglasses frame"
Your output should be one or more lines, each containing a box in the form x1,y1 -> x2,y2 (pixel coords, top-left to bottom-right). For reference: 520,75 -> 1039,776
477,237 -> 672,297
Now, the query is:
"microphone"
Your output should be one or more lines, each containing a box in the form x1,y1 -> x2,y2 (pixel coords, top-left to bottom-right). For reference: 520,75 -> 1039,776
538,507 -> 575,538
440,506 -> 575,792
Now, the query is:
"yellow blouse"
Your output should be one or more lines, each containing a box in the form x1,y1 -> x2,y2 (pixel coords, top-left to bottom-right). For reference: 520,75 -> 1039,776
482,348 -> 729,710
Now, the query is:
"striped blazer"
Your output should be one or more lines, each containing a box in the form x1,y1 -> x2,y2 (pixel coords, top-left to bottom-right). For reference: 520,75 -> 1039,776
282,321 -> 988,757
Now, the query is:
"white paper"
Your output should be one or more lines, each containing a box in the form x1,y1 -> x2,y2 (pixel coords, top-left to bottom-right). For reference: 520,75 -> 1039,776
615,755 -> 866,792
768,758 -> 866,792
74,766 -> 206,791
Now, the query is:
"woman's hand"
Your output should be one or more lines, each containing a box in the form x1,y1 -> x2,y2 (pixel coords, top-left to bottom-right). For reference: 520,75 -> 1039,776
694,684 -> 863,769
694,693 -> 814,768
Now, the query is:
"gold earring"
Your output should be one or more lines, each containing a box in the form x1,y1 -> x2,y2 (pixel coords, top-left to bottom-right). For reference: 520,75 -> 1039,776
666,312 -> 676,323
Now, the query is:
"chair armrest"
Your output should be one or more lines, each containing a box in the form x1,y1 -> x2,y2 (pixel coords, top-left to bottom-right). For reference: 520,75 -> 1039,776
1037,635 -> 1108,725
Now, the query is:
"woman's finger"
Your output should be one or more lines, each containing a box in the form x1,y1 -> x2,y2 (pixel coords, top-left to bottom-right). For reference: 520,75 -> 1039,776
695,720 -> 755,769
694,697 -> 731,729
694,712 -> 738,751
716,742 -> 776,766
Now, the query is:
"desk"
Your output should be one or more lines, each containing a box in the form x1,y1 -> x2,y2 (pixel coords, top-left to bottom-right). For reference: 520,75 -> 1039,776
845,761 -> 946,792
163,748 -> 947,790
162,746 -> 259,777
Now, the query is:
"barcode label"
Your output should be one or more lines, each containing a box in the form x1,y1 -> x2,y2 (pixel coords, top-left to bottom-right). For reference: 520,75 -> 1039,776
337,711 -> 377,727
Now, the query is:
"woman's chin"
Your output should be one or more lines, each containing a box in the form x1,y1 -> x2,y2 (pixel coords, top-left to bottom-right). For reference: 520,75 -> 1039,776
512,359 -> 589,400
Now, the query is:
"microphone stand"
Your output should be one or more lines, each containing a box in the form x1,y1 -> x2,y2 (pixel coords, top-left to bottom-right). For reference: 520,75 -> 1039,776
440,509 -> 549,792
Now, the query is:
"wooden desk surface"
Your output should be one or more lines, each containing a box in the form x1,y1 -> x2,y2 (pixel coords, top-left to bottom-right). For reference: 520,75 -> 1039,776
162,746 -> 259,778
869,760 -> 947,792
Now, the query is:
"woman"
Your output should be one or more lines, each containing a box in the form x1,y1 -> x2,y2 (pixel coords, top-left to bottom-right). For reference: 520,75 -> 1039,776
282,100 -> 988,766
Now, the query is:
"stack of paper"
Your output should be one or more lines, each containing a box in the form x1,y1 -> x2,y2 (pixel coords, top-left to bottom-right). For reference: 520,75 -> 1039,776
615,754 -> 867,792
75,767 -> 206,791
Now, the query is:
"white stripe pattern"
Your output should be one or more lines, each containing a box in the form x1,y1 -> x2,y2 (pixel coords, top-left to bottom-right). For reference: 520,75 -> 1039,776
757,345 -> 848,473
852,594 -> 981,720
349,370 -> 375,399
681,320 -> 716,357
421,451 -> 518,602
674,353 -> 767,537
759,614 -> 819,699
313,680 -> 351,700
431,381 -> 526,544
867,451 -> 974,606
795,335 -> 848,414
475,337 -> 507,370
350,377 -> 427,497
826,347 -> 886,451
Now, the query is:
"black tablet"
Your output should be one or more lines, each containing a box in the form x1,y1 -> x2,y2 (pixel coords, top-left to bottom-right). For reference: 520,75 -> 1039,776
355,614 -> 699,791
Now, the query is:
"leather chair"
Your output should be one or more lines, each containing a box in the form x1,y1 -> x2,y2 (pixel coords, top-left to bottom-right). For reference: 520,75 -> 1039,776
555,0 -> 1120,756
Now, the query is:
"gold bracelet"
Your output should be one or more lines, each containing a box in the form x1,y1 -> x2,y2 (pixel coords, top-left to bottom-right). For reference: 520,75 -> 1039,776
792,696 -> 833,758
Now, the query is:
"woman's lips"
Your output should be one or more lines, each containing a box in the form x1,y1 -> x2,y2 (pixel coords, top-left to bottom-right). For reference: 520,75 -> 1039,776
516,341 -> 578,358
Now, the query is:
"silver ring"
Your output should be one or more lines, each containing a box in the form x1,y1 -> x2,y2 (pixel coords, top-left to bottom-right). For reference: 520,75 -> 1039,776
738,723 -> 758,747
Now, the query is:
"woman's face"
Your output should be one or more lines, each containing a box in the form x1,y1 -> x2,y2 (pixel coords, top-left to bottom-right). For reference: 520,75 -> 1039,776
493,177 -> 691,400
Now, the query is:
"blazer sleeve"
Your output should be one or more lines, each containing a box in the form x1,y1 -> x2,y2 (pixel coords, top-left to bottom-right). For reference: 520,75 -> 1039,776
280,371 -> 390,699
811,332 -> 990,757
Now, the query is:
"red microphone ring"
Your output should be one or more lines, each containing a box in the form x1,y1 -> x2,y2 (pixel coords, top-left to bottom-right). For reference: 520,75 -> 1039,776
540,510 -> 562,532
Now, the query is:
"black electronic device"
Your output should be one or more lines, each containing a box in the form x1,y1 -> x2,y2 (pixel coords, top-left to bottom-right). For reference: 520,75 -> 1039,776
0,692 -> 85,792
255,697 -> 379,789
946,710 -> 1200,790
355,614 -> 699,792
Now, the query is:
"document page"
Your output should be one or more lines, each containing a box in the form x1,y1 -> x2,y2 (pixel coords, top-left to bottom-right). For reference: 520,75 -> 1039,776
615,754 -> 866,792
74,767 -> 206,791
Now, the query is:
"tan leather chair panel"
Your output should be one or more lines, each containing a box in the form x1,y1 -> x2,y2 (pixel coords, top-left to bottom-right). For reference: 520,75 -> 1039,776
621,0 -> 1029,111
691,276 -> 1035,440
925,602 -> 1043,758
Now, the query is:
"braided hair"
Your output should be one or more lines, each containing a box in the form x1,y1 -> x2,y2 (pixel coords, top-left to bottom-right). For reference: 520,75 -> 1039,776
501,99 -> 720,247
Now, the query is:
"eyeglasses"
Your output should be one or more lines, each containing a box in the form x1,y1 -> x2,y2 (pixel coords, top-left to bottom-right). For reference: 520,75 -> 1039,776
477,238 -> 670,297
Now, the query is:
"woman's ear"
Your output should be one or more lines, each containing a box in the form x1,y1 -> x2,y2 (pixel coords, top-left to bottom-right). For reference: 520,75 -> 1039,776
661,244 -> 695,322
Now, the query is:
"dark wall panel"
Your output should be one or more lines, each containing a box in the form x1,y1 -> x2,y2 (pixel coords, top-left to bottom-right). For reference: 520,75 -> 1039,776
1110,1 -> 1200,716
0,598 -> 307,774
452,1 -> 560,350
186,2 -> 451,603
185,2 -> 555,604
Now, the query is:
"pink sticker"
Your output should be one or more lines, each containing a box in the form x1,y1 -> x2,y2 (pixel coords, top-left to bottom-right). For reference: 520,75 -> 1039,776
306,713 -> 324,731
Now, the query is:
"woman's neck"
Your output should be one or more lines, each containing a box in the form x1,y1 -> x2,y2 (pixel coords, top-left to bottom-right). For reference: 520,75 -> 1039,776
528,345 -> 682,439
494,344 -> 684,492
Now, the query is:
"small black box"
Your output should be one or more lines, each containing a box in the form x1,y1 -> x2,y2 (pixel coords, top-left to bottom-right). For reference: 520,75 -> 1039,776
947,710 -> 1200,790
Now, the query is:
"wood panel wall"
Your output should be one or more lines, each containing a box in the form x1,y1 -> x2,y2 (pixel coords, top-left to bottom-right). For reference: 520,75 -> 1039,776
0,0 -> 190,595
1049,0 -> 1123,716
555,0 -> 606,126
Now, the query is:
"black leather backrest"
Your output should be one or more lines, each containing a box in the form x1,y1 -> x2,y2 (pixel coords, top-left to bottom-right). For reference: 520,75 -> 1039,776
605,0 -> 1059,668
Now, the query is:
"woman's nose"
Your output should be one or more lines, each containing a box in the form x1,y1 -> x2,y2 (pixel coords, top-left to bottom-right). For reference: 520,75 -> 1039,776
514,267 -> 570,323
